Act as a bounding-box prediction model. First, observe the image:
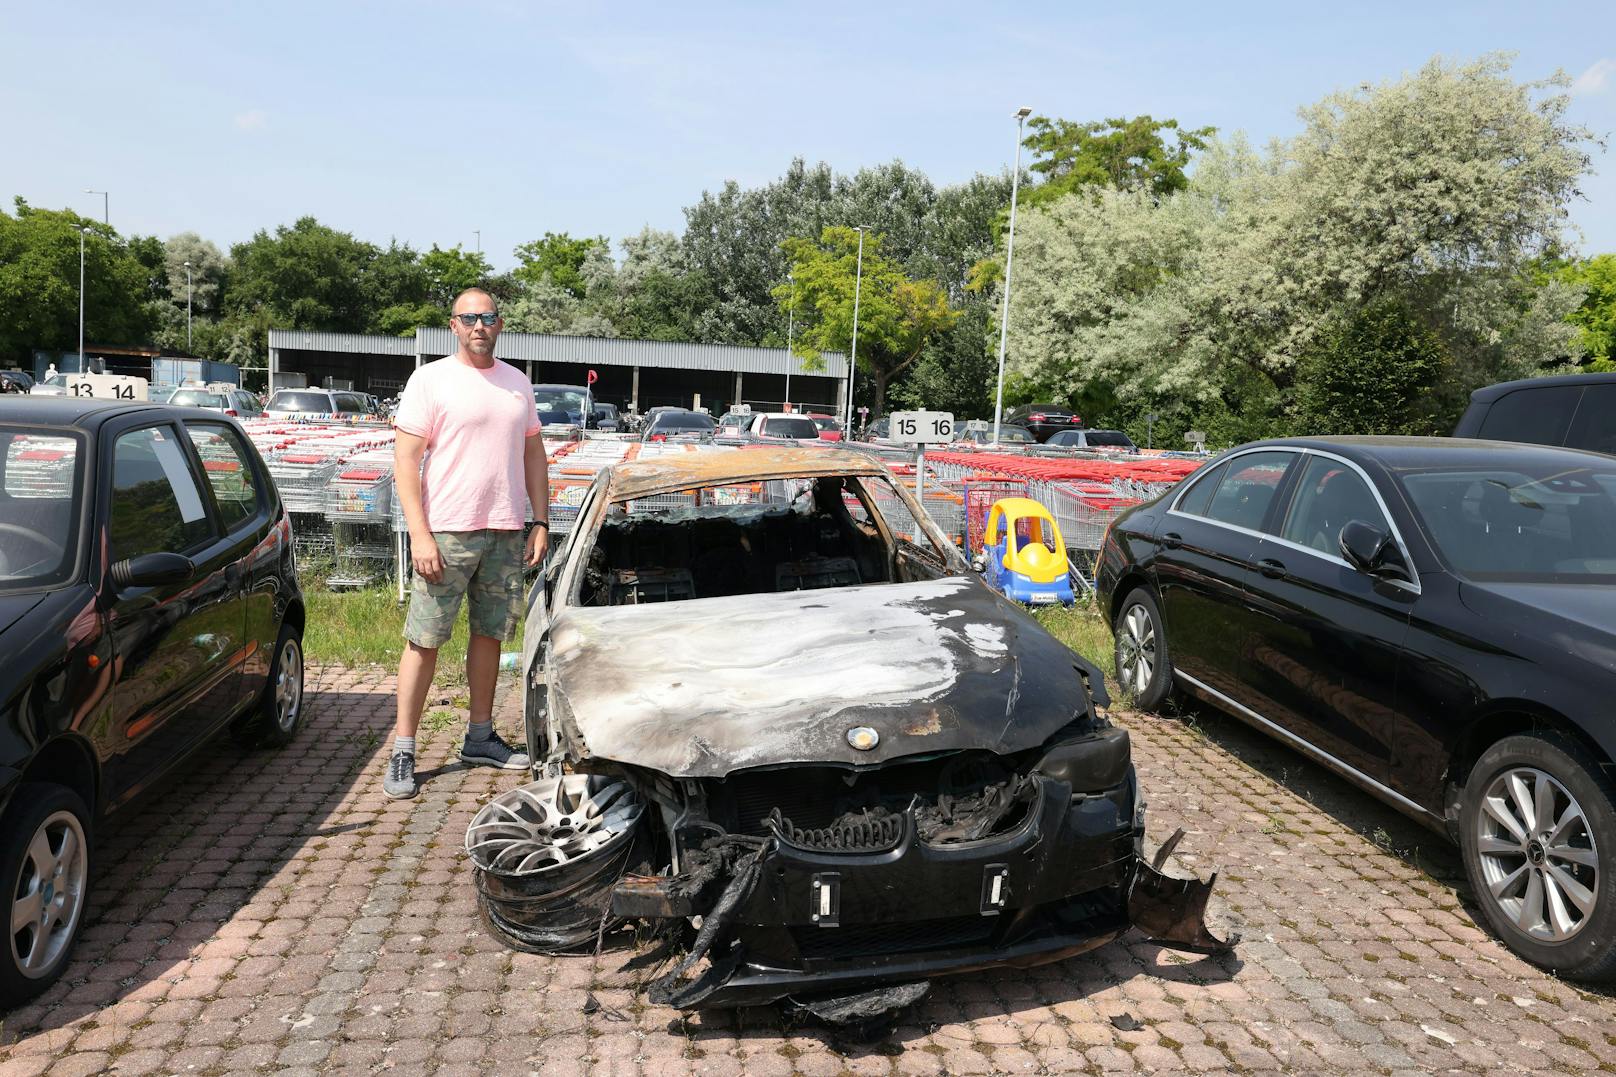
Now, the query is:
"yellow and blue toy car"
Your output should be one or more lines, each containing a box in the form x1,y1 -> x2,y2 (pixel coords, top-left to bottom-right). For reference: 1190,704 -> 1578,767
976,497 -> 1075,605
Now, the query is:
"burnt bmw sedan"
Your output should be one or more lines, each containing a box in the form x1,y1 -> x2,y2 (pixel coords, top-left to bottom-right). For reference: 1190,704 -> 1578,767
464,447 -> 1229,1015
0,398 -> 305,1006
1097,436 -> 1616,980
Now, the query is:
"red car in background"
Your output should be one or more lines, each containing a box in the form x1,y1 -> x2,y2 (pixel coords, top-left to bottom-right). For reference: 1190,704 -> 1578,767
807,413 -> 844,442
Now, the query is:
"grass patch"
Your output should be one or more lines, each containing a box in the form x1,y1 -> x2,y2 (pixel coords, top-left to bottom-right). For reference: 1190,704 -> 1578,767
304,584 -> 523,681
1031,599 -> 1113,680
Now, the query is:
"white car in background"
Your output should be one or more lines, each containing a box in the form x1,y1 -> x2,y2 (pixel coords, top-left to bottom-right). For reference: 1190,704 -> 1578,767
169,386 -> 263,418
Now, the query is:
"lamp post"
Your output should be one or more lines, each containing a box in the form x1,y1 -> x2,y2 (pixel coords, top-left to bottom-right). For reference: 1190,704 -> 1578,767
473,230 -> 481,255
845,226 -> 866,431
84,188 -> 107,226
992,107 -> 1033,447
184,261 -> 194,350
784,273 -> 795,411
78,227 -> 87,373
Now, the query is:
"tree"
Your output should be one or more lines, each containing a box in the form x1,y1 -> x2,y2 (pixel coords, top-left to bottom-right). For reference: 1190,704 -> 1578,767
227,216 -> 377,334
1022,115 -> 1214,207
1292,299 -> 1453,435
163,232 -> 229,318
1554,254 -> 1616,369
0,198 -> 155,365
775,227 -> 958,416
420,244 -> 493,309
512,232 -> 607,299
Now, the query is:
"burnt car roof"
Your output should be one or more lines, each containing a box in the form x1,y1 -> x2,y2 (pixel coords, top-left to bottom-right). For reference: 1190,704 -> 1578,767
607,445 -> 889,500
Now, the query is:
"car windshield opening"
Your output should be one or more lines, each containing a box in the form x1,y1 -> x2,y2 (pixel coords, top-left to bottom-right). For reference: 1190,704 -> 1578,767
1400,465 -> 1616,581
0,429 -> 84,590
579,474 -> 958,606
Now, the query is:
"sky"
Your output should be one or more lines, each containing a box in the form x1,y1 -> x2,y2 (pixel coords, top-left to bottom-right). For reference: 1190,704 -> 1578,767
3,1 -> 1614,269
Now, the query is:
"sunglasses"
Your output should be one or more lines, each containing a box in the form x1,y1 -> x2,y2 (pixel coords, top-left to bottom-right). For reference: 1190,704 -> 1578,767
454,312 -> 499,326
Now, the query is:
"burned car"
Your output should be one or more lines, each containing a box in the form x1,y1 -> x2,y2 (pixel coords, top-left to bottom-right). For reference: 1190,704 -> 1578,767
465,447 -> 1230,1013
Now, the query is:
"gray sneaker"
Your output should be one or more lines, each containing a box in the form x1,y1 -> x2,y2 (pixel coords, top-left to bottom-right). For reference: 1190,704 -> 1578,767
460,731 -> 530,770
383,750 -> 417,799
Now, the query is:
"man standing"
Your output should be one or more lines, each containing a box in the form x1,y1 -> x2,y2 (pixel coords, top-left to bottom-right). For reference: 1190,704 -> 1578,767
384,288 -> 549,799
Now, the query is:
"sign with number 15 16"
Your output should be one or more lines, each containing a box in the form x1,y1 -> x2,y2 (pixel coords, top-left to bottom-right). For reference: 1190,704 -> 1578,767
890,411 -> 954,446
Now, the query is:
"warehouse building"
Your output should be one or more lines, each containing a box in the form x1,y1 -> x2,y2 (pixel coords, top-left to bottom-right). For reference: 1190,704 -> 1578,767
266,328 -> 848,415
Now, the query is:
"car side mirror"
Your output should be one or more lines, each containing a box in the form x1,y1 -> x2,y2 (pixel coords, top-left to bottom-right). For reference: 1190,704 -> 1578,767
110,552 -> 195,590
1338,520 -> 1409,581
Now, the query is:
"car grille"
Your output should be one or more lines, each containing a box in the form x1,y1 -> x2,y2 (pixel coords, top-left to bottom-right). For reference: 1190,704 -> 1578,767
768,808 -> 905,852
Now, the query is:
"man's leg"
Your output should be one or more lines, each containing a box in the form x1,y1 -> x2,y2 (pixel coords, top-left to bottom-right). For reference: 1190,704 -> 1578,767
396,641 -> 440,739
386,533 -> 470,799
460,529 -> 531,770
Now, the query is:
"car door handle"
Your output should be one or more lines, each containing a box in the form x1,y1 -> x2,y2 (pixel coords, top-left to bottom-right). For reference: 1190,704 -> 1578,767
1161,532 -> 1183,550
1257,558 -> 1287,579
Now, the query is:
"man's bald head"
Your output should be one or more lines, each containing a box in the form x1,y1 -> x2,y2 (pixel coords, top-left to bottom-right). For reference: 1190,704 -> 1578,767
451,287 -> 497,315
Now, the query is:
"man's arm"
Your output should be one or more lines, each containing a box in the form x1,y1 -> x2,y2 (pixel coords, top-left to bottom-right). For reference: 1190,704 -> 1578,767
523,432 -> 551,567
395,431 -> 443,583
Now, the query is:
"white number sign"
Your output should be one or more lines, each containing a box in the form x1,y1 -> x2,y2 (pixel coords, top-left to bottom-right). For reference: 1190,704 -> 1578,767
68,374 -> 149,401
890,411 -> 954,445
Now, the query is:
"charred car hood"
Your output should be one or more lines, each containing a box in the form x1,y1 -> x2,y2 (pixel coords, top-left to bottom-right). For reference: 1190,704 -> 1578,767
547,576 -> 1101,778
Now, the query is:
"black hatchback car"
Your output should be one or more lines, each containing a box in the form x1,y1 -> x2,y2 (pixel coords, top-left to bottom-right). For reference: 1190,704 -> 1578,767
1096,436 -> 1616,980
0,398 -> 305,1005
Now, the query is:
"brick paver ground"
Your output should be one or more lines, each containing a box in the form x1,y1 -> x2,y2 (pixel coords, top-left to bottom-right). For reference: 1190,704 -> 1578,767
3,664 -> 1615,1075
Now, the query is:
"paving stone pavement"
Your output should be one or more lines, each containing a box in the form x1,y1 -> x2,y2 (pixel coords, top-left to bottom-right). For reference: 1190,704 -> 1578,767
3,663 -> 1615,1075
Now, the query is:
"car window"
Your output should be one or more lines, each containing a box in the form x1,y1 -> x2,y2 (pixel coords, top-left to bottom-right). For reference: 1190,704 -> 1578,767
1000,428 -> 1035,444
1476,385 -> 1582,447
1201,451 -> 1294,531
269,391 -> 333,412
761,417 -> 820,439
335,393 -> 365,413
1566,385 -> 1616,456
109,425 -> 214,562
1086,431 -> 1134,448
170,390 -> 226,408
0,430 -> 84,589
1280,456 -> 1389,554
1174,461 -> 1228,517
185,424 -> 262,531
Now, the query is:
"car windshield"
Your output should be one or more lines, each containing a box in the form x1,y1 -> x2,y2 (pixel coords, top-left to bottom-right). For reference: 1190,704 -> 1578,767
652,414 -> 716,433
1400,464 -> 1616,582
536,388 -> 589,414
810,417 -> 842,432
0,429 -> 84,590
998,428 -> 1035,443
1085,431 -> 1134,448
43,374 -> 68,387
760,417 -> 820,439
170,390 -> 226,408
268,391 -> 334,412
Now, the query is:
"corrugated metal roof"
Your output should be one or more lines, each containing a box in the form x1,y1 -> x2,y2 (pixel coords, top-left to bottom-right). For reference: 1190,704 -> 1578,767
267,329 -> 417,356
415,327 -> 845,378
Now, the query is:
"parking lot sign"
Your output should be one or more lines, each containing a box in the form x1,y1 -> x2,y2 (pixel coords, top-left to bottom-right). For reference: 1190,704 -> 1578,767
889,411 -> 954,445
66,374 -> 149,401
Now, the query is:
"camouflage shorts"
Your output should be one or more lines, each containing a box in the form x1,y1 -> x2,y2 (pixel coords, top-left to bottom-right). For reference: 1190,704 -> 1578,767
404,529 -> 525,648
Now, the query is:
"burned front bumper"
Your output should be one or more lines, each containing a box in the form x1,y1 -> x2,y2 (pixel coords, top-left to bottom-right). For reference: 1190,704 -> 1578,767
641,727 -> 1161,1009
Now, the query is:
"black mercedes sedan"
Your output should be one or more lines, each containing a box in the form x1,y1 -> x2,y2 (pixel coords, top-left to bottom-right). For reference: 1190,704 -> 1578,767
1096,436 -> 1616,980
0,398 -> 305,1006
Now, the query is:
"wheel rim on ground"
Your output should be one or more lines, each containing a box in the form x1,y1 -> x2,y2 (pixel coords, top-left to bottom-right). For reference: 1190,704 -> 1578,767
1117,603 -> 1157,697
1476,766 -> 1599,942
10,810 -> 88,978
276,637 -> 304,733
466,776 -> 643,874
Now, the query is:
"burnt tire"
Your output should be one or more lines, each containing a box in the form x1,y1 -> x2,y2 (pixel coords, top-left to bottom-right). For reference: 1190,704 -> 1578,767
1,783 -> 92,1008
1113,587 -> 1173,711
244,624 -> 305,747
1459,733 -> 1616,981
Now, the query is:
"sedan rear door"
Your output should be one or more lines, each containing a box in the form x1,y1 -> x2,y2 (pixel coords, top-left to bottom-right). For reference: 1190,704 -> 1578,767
1155,450 -> 1299,701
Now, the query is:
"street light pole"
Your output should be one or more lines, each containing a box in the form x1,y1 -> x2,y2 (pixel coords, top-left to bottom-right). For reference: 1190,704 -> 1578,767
78,227 -> 86,373
84,188 -> 107,226
784,273 -> 795,411
184,261 -> 193,350
845,226 -> 866,431
992,107 -> 1033,447
473,230 -> 481,255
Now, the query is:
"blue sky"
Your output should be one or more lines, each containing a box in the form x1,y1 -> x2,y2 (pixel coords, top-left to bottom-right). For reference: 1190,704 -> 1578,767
3,1 -> 1613,267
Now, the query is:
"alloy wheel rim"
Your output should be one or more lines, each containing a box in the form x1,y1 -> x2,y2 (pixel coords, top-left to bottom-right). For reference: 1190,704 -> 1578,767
10,810 -> 88,978
466,776 -> 643,875
1476,766 -> 1599,942
276,638 -> 304,733
1117,604 -> 1157,696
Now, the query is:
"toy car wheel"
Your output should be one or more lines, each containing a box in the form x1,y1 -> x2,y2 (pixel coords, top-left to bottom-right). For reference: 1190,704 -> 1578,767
1459,733 -> 1616,981
1113,587 -> 1173,710
1,783 -> 91,1007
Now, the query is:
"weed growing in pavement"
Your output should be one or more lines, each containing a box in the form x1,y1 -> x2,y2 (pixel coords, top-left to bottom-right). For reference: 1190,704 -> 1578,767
422,709 -> 457,735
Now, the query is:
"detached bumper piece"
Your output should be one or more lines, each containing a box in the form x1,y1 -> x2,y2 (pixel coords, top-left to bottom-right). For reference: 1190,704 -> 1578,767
645,765 -> 1139,1010
1127,828 -> 1240,955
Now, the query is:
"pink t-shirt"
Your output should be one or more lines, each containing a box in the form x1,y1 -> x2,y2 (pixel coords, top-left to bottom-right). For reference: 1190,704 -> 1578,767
394,356 -> 541,531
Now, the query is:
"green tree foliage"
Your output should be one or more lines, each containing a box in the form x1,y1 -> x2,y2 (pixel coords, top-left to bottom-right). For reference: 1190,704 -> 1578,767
420,244 -> 493,308
1293,300 -> 1452,436
0,198 -> 155,365
1554,254 -> 1616,369
228,216 -> 378,334
775,227 -> 958,416
1005,55 -> 1595,439
512,232 -> 607,299
1022,114 -> 1214,207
